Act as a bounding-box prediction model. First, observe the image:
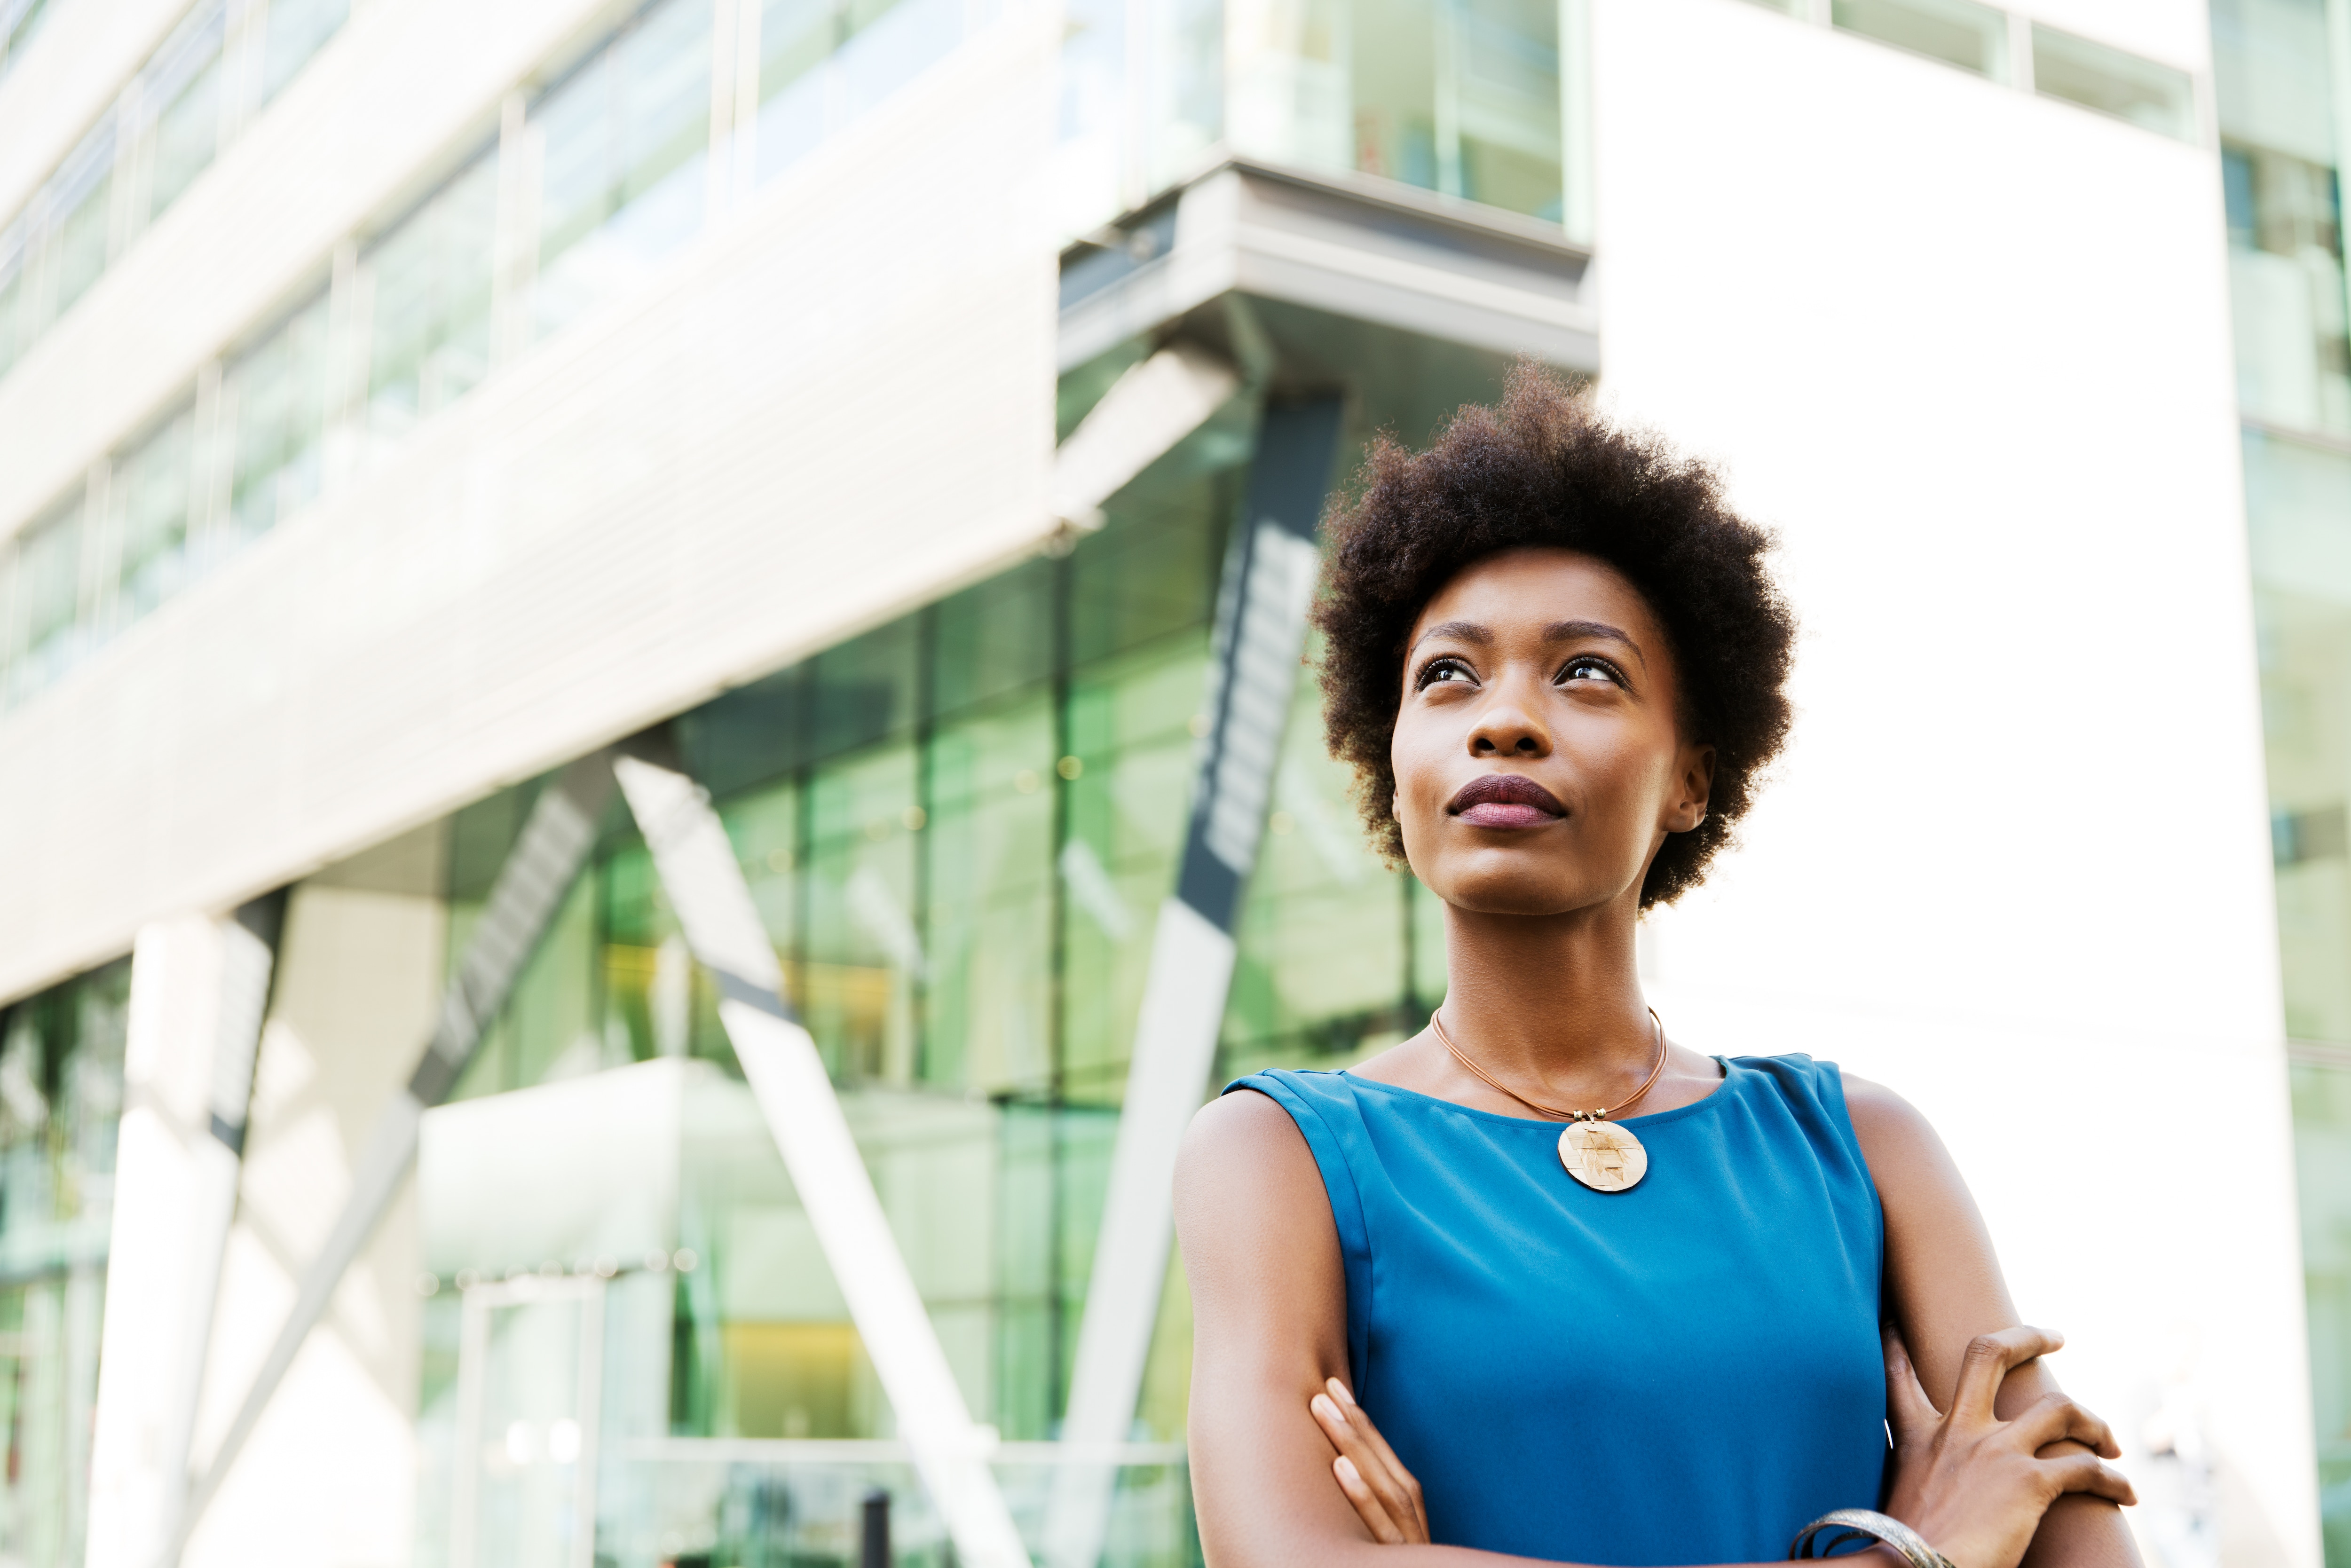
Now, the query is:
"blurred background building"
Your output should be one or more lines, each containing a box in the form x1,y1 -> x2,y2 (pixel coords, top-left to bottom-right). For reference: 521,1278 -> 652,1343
0,0 -> 2329,1564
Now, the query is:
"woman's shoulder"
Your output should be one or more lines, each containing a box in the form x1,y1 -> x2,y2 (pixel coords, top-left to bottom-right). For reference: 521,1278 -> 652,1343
1820,1064 -> 1937,1152
1176,1079 -> 1349,1253
1718,1052 -> 1917,1125
1816,1065 -> 1955,1202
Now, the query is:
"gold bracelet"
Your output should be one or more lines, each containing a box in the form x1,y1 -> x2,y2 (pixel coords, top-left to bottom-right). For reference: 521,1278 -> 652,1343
1789,1508 -> 1959,1568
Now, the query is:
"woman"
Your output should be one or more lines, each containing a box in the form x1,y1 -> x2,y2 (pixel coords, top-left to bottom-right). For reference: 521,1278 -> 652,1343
1173,368 -> 2138,1568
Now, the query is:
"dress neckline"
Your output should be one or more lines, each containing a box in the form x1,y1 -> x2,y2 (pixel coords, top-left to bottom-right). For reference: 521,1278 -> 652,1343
1336,1054 -> 1738,1132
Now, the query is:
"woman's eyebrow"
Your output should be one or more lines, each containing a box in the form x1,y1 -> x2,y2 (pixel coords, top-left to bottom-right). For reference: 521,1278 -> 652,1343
1544,619 -> 1645,668
1410,619 -> 1490,651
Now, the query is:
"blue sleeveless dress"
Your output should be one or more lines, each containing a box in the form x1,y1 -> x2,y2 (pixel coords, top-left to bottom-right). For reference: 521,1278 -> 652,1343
1228,1054 -> 1886,1566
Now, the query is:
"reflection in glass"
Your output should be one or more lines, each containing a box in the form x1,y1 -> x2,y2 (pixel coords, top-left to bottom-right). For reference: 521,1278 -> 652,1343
422,399 -> 1452,1560
2228,142 -> 2351,437
0,0 -> 990,714
4,498 -> 87,709
225,287 -> 334,546
1227,0 -> 1565,220
105,404 -> 199,629
533,0 -> 713,341
142,4 -> 229,224
0,962 -> 131,1568
1830,0 -> 2008,79
0,0 -> 55,84
2213,0 -> 2351,440
46,127 -> 116,322
451,1281 -> 602,1568
0,0 -> 355,387
260,0 -> 351,104
368,156 -> 499,448
0,227 -> 27,377
2245,426 -> 2351,1559
2031,24 -> 2193,142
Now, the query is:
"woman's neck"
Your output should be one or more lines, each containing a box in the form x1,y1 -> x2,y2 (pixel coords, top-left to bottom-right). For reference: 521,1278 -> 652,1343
1438,897 -> 1656,1095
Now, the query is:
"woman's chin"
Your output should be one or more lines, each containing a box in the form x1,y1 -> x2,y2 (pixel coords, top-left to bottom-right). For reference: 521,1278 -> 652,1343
1429,867 -> 1609,919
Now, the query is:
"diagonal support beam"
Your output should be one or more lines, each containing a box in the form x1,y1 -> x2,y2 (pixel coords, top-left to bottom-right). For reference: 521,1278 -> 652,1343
1043,397 -> 1345,1568
1049,340 -> 1242,530
612,754 -> 1029,1568
167,752 -> 615,1564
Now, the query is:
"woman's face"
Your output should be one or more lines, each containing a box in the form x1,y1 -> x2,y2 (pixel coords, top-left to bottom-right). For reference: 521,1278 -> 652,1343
1392,548 -> 1714,917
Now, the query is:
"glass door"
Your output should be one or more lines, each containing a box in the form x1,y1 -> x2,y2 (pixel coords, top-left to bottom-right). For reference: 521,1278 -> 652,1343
450,1275 -> 605,1568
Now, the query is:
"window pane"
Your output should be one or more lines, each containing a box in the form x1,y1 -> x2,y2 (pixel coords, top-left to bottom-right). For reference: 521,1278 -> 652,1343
226,288 -> 333,545
6,496 -> 87,707
366,153 -> 498,445
1222,651 -> 1407,1075
0,962 -> 129,1568
0,228 -> 27,378
0,0 -> 56,81
2211,0 -> 2332,161
45,124 -> 117,320
805,741 -> 922,1085
106,404 -> 198,630
2249,429 -> 2351,1038
923,697 -> 1056,1095
259,0 -> 351,104
2294,1058 -> 2351,1552
532,0 -> 712,339
1063,638 -> 1205,1102
755,0 -> 833,180
1831,0 -> 2007,80
836,0 -> 956,123
2227,146 -> 2351,437
1230,0 -> 1565,221
142,2 -> 227,223
2033,24 -> 2196,142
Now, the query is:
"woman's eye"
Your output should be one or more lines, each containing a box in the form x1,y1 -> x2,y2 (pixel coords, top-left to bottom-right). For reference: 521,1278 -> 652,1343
1560,657 -> 1619,685
1418,659 -> 1474,689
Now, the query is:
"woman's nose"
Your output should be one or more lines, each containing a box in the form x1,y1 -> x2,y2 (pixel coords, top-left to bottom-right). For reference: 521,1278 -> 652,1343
1469,693 -> 1551,757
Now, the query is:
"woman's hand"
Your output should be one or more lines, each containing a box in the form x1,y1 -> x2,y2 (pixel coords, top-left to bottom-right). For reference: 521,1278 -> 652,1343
1310,1377 -> 1430,1544
1881,1325 -> 2136,1568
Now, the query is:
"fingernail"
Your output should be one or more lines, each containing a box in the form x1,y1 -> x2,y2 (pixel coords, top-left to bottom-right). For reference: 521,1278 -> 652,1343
1312,1393 -> 1347,1425
1329,1378 -> 1358,1406
1335,1456 -> 1360,1483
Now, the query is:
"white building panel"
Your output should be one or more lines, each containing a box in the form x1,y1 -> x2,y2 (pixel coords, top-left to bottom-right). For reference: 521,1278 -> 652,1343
0,0 -> 187,222
0,0 -> 627,537
1594,4 -> 2312,1566
0,13 -> 1059,1006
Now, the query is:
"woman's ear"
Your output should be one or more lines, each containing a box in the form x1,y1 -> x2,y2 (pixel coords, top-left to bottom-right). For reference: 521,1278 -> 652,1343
1667,744 -> 1716,834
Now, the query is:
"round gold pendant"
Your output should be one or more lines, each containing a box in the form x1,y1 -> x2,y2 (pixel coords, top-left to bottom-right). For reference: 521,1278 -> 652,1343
1558,1120 -> 1648,1193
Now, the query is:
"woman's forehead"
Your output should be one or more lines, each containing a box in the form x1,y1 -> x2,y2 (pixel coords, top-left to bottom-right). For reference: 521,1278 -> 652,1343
1412,548 -> 1657,635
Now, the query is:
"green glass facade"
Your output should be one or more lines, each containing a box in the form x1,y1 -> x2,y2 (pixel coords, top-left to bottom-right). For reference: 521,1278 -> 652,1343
0,960 -> 129,1568
2217,0 -> 2351,1556
413,382 -> 1447,1564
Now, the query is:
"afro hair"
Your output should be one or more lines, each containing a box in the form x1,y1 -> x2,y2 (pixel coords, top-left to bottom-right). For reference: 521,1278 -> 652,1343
1312,362 -> 1797,908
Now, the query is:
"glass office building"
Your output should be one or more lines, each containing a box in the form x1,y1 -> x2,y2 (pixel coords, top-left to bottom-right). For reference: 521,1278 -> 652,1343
407,389 -> 1460,1566
2217,0 -> 2351,1557
0,0 -> 2319,1565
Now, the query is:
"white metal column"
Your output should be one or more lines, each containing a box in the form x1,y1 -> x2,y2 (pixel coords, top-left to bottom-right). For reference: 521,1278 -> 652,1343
1043,397 -> 1343,1568
86,897 -> 277,1568
168,752 -> 615,1565
613,754 -> 1030,1568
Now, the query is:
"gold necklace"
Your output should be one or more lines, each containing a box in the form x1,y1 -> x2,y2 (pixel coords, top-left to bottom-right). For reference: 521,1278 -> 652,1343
1429,1008 -> 1668,1193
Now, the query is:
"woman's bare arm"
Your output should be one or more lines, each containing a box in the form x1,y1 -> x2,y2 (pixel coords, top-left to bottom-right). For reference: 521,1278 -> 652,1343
1845,1074 -> 2142,1568
1176,1089 -> 1576,1568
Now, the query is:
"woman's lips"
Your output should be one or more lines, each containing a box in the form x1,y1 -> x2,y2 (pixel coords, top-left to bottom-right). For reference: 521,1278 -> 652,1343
1447,774 -> 1566,829
1456,801 -> 1558,829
